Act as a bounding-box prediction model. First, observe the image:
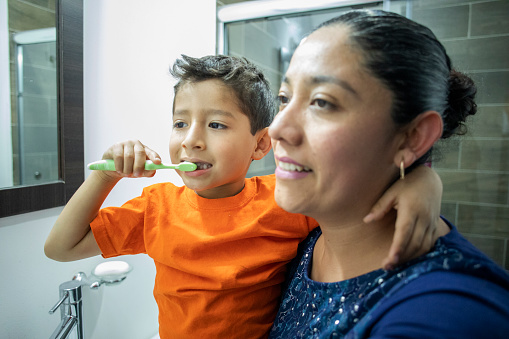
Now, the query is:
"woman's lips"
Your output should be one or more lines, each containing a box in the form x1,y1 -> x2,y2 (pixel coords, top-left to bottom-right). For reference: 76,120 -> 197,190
275,157 -> 312,179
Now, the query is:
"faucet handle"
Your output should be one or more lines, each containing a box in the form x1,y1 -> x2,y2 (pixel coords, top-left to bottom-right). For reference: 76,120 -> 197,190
49,291 -> 69,314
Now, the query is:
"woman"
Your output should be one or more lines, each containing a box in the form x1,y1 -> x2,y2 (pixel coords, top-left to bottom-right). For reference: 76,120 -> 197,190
269,10 -> 509,338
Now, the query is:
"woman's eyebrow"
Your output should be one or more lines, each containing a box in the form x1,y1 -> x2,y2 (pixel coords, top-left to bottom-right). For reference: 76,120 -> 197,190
281,75 -> 358,97
311,75 -> 358,97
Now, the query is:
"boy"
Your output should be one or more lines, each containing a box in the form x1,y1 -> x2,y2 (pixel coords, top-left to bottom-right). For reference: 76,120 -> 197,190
45,55 -> 442,338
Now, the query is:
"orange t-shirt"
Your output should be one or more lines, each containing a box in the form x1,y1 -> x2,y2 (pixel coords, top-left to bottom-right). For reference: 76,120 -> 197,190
91,174 -> 317,338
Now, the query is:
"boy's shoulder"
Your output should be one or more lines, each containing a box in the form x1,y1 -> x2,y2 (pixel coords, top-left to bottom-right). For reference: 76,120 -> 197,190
246,174 -> 276,194
142,181 -> 185,196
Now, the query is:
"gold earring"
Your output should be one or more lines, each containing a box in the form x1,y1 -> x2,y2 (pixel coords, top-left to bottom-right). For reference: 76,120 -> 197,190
400,160 -> 405,180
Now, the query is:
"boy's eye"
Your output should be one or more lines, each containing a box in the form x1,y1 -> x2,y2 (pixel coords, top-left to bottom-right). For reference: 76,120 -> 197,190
173,121 -> 187,128
209,122 -> 226,129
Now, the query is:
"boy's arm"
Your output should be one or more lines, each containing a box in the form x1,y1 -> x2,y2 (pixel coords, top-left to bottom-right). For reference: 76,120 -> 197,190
364,165 -> 442,270
44,140 -> 160,262
44,172 -> 120,261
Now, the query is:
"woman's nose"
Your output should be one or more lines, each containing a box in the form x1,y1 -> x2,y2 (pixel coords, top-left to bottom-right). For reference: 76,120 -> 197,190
182,125 -> 205,150
269,103 -> 303,146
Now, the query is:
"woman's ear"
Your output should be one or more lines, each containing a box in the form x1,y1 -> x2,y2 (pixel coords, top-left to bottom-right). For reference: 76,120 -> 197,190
252,127 -> 273,160
395,111 -> 443,168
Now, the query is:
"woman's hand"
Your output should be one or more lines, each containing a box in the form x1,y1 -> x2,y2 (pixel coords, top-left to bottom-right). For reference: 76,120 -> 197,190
364,165 -> 443,270
100,139 -> 162,180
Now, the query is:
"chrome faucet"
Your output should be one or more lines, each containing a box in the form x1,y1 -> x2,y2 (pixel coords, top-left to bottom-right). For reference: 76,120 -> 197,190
48,261 -> 132,339
49,279 -> 83,339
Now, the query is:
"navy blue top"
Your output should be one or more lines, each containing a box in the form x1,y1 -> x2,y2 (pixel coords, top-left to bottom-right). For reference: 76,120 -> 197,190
269,219 -> 509,338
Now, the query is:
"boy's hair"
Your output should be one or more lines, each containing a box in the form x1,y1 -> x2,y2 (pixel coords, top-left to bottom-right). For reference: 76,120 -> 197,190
170,55 -> 275,135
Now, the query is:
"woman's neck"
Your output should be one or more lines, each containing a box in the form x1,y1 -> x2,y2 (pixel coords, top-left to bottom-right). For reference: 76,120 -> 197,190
311,211 -> 397,282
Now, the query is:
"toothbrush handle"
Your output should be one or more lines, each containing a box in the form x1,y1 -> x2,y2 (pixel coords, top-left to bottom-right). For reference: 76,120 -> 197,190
87,160 -> 117,171
87,159 -> 167,171
87,160 -> 196,171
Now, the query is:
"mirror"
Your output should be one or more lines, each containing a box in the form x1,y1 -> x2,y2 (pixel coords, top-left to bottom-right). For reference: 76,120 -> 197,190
0,0 -> 84,217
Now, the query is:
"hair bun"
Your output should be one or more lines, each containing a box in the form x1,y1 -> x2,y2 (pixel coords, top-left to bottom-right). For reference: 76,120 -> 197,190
442,69 -> 477,138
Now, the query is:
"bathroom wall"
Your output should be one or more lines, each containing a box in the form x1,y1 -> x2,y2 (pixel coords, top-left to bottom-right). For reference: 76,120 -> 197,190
0,0 -> 216,338
405,0 -> 509,270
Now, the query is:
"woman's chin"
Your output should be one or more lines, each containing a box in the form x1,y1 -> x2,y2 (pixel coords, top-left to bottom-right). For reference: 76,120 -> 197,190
275,191 -> 307,215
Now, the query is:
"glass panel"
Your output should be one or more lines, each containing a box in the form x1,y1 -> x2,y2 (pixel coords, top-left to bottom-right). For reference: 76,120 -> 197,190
16,39 -> 58,185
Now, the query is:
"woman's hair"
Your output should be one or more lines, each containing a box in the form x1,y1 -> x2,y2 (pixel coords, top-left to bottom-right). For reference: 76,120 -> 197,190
315,10 -> 477,167
170,54 -> 275,135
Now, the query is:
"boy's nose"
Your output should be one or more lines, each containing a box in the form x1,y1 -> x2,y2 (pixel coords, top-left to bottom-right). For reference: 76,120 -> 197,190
182,125 -> 205,150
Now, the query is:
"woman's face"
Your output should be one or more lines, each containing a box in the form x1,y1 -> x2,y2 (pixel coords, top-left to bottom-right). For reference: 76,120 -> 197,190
269,25 -> 402,223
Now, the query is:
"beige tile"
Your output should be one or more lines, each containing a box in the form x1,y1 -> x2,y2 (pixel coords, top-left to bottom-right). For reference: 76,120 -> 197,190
411,0 -> 471,8
462,234 -> 506,268
471,1 -> 509,36
506,242 -> 509,270
468,106 -> 509,138
469,71 -> 509,105
8,0 -> 55,32
23,0 -> 55,11
10,93 -> 17,125
412,4 -> 469,39
432,138 -> 460,169
440,202 -> 458,224
438,170 -> 509,205
12,154 -> 20,185
443,36 -> 509,71
11,125 -> 19,154
461,139 -> 509,171
457,204 -> 509,237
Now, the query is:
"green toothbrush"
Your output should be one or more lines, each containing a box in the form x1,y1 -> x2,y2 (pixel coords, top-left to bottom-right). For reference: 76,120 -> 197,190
87,159 -> 197,172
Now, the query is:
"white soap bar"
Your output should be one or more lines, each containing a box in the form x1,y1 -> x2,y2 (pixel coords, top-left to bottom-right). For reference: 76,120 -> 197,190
93,261 -> 131,278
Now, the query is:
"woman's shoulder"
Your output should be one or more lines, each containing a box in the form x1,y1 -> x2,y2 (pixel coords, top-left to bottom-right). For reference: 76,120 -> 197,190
429,217 -> 509,287
361,270 -> 509,338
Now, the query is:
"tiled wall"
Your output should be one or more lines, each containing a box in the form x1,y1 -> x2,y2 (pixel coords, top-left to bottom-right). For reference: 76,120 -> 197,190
223,0 -> 509,269
403,0 -> 509,270
8,0 -> 57,185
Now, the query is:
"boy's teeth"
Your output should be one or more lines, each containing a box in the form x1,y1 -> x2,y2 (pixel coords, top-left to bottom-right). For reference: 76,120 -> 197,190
279,161 -> 311,172
195,162 -> 212,170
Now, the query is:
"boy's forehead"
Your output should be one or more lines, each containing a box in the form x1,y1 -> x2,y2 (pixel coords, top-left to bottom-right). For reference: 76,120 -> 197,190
174,79 -> 246,115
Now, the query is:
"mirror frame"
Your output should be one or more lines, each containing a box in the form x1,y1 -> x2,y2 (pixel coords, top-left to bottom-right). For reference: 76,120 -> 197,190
0,0 -> 84,218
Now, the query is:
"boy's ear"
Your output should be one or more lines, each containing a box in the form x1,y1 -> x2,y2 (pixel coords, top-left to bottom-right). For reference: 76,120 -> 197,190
252,127 -> 272,160
395,111 -> 443,168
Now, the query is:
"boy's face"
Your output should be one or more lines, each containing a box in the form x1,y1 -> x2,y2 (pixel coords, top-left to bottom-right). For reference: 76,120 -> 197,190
170,79 -> 263,199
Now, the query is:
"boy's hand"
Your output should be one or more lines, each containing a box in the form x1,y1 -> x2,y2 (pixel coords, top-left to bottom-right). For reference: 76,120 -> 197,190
101,140 -> 162,179
364,166 -> 443,270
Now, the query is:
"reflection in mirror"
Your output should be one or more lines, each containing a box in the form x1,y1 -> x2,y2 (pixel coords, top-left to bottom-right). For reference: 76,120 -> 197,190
0,0 -> 84,217
1,0 -> 58,188
11,28 -> 58,187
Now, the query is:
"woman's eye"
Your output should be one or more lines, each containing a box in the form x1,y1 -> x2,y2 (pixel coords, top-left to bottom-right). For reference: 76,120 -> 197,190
173,121 -> 187,129
311,98 -> 335,110
277,95 -> 290,105
209,122 -> 226,129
